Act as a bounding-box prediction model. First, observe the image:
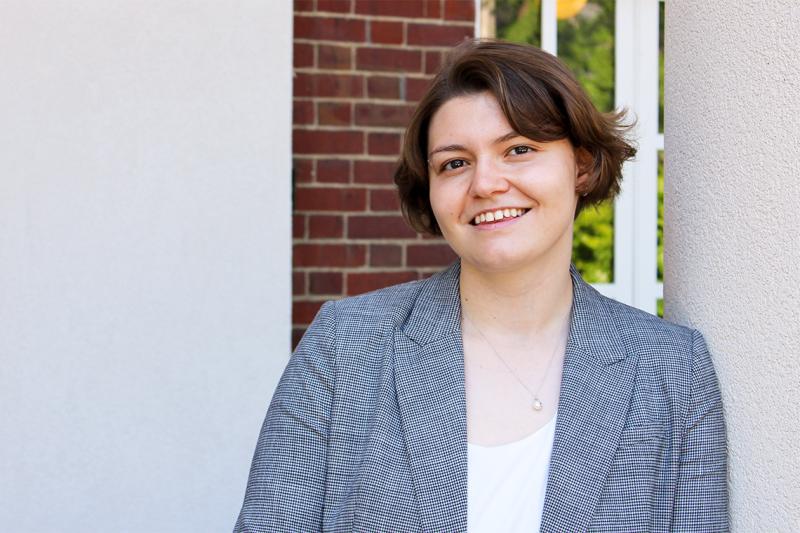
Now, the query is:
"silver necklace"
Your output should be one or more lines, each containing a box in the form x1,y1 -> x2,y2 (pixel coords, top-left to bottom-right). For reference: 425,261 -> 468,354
462,310 -> 566,412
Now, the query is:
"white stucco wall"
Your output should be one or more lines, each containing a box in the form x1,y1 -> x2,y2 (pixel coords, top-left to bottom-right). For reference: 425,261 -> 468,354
0,2 -> 292,531
665,1 -> 800,530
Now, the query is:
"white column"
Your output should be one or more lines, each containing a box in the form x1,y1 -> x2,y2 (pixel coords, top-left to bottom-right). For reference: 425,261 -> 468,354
665,1 -> 800,530
0,1 -> 293,531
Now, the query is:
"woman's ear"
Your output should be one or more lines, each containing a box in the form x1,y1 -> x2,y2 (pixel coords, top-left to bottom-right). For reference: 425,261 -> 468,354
574,146 -> 593,195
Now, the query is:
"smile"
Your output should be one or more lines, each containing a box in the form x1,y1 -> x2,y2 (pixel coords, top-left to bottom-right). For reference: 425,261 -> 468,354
470,207 -> 531,226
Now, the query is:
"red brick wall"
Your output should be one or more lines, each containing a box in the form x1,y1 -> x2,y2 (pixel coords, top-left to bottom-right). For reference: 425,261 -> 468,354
292,0 -> 475,346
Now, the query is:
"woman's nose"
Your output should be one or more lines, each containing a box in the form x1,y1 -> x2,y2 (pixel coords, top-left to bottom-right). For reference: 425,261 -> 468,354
468,158 -> 510,198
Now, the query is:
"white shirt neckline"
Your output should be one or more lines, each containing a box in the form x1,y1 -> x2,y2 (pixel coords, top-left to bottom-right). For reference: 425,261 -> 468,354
467,415 -> 557,450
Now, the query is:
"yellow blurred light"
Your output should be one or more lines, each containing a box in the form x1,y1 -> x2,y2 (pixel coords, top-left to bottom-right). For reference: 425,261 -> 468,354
557,0 -> 588,20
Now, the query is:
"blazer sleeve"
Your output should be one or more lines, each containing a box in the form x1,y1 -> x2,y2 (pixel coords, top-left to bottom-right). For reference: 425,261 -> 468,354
672,329 -> 729,532
234,301 -> 337,533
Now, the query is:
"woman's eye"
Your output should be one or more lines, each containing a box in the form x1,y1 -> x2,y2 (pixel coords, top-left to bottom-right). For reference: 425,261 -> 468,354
509,145 -> 533,155
442,159 -> 467,172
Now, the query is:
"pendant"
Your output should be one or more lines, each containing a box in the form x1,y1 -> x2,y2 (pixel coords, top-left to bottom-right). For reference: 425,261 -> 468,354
532,398 -> 543,411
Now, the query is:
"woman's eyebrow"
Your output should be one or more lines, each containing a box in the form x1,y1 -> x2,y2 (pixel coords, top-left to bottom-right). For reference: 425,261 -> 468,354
427,132 -> 521,159
427,144 -> 466,159
494,131 -> 522,144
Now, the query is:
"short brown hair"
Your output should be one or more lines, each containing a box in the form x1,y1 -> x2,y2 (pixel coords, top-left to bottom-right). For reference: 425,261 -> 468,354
394,39 -> 636,235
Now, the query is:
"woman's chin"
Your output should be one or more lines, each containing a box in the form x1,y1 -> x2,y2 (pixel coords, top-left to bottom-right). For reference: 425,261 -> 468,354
460,253 -> 531,275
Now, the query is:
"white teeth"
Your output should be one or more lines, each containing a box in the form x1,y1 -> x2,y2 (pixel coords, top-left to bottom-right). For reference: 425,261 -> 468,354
473,208 -> 529,226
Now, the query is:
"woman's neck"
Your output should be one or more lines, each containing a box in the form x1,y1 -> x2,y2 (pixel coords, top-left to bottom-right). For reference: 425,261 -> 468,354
458,257 -> 574,343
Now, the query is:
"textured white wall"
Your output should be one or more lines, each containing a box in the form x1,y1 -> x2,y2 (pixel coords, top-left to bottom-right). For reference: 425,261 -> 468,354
665,1 -> 800,530
0,2 -> 292,531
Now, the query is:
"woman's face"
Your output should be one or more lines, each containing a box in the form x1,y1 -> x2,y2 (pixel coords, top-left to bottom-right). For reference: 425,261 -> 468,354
427,91 -> 586,274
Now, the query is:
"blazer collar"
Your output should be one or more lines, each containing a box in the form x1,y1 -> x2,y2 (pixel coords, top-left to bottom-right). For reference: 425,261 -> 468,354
393,260 -> 636,533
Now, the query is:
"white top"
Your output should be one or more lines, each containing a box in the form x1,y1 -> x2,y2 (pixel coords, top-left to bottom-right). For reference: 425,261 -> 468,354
467,416 -> 557,533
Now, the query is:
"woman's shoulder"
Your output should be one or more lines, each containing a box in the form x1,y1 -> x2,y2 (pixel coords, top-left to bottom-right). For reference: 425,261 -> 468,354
575,278 -> 704,370
327,262 -> 460,333
605,295 -> 696,346
328,275 -> 428,327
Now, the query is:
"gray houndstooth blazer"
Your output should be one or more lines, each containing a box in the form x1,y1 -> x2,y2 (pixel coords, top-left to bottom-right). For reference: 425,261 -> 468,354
234,261 -> 728,532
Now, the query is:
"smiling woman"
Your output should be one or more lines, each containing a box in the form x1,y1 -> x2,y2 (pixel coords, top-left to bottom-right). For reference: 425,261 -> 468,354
235,40 -> 728,533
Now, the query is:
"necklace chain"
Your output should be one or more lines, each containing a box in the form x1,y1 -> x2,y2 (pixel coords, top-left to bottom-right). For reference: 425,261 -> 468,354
462,309 -> 567,411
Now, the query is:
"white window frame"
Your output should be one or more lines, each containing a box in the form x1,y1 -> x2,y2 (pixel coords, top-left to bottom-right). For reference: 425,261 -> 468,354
476,0 -> 664,314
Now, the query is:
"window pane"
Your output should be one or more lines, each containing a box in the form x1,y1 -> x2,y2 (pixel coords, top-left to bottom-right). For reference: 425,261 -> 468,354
573,202 -> 614,283
558,0 -> 615,282
495,0 -> 542,46
557,1 -> 615,113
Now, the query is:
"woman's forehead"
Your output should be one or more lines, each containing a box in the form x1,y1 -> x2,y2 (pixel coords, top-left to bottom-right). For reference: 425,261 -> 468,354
428,92 -> 512,146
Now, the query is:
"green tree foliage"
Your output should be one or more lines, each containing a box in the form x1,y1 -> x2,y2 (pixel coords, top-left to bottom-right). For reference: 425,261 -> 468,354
496,0 -> 541,46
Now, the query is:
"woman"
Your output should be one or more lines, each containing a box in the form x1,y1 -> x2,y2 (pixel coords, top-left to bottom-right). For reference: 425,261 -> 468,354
235,40 -> 728,532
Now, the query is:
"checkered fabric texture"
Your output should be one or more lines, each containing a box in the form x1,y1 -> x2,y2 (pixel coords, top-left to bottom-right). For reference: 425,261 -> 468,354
234,261 -> 728,532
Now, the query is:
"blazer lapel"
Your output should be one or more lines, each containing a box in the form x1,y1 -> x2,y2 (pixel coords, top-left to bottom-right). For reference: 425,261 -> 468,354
393,261 -> 468,532
539,265 -> 638,533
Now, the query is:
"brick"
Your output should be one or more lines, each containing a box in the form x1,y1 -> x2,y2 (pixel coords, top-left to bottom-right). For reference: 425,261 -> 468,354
406,77 -> 431,102
294,15 -> 366,42
347,271 -> 417,295
293,214 -> 306,238
292,300 -> 325,324
370,20 -> 404,45
294,42 -> 314,68
424,0 -> 442,18
293,271 -> 306,296
369,188 -> 401,211
355,0 -> 425,17
355,103 -> 415,127
348,215 -> 416,239
293,129 -> 363,155
407,243 -> 458,267
309,214 -> 344,238
293,100 -> 314,125
368,132 -> 401,155
295,186 -> 366,211
317,0 -> 351,13
318,44 -> 351,70
444,0 -> 475,21
317,159 -> 350,183
318,101 -> 352,126
294,0 -> 314,12
294,243 -> 367,267
294,73 -> 363,98
310,272 -> 344,294
424,50 -> 443,74
294,158 -> 314,183
353,160 -> 397,184
408,22 -> 472,46
369,244 -> 402,266
356,47 -> 421,73
367,76 -> 401,99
